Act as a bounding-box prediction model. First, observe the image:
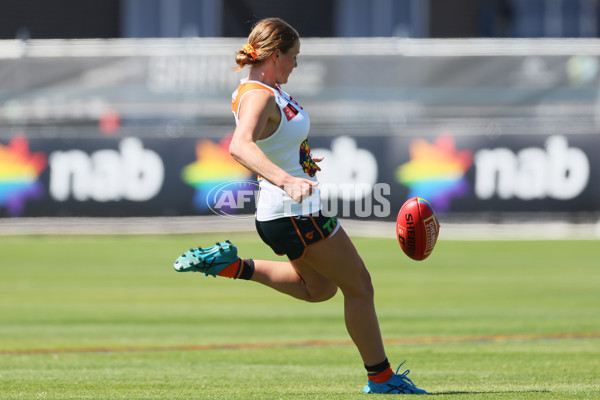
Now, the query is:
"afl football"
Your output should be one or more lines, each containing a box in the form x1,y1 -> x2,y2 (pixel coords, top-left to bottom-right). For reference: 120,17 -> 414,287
396,197 -> 440,261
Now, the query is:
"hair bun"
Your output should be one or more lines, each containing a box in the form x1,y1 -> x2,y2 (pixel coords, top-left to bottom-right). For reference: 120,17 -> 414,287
242,44 -> 258,61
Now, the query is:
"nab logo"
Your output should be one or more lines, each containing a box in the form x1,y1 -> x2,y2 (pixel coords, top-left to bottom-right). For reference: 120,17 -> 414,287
474,135 -> 589,200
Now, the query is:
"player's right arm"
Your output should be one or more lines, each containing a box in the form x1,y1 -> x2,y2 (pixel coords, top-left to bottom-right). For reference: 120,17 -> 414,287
229,90 -> 316,202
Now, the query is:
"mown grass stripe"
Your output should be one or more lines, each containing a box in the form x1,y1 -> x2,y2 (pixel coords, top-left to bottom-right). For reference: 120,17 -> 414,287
2,331 -> 598,355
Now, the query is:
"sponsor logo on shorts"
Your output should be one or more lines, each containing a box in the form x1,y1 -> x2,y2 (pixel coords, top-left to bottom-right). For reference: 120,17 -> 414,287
322,217 -> 337,233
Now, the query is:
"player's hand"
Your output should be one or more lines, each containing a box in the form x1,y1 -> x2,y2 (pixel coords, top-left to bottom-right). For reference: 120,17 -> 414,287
284,178 -> 319,203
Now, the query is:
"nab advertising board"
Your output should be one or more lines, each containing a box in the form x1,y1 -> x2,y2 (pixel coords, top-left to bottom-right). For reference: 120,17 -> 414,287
0,132 -> 598,219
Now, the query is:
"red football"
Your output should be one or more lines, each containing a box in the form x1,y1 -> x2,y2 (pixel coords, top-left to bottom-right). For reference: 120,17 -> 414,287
396,197 -> 440,261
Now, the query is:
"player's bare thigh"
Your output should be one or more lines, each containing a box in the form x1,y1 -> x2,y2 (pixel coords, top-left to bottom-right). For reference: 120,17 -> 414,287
289,256 -> 338,302
294,226 -> 373,298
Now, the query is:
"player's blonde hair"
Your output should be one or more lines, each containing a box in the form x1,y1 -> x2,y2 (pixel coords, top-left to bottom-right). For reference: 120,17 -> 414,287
235,18 -> 299,71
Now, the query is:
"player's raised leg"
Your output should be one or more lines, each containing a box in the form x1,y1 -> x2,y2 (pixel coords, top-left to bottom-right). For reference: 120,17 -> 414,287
173,241 -> 338,301
250,258 -> 339,302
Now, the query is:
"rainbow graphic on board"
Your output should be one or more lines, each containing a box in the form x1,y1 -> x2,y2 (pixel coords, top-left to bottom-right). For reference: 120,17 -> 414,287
0,135 -> 47,216
181,135 -> 254,212
396,133 -> 473,212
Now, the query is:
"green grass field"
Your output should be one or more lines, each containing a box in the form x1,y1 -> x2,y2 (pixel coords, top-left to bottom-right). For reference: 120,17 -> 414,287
1,232 -> 599,399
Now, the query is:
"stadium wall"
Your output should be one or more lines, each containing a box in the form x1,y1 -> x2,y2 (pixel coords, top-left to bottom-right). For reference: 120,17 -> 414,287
1,133 -> 599,220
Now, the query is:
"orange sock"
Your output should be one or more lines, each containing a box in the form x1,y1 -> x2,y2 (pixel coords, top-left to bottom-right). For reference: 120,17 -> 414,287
368,367 -> 393,383
216,259 -> 254,280
366,358 -> 393,383
216,259 -> 243,278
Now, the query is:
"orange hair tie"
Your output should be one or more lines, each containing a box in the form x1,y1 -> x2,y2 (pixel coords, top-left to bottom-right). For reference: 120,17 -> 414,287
243,44 -> 258,61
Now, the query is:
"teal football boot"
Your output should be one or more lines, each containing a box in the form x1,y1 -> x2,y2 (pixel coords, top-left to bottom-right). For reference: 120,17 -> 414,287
363,362 -> 427,394
173,240 -> 239,277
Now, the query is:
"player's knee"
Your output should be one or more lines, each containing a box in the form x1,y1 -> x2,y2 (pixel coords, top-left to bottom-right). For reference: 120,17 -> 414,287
344,267 -> 374,300
306,284 -> 338,303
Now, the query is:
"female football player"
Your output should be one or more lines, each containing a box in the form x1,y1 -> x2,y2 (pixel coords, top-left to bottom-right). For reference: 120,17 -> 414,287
173,17 -> 426,395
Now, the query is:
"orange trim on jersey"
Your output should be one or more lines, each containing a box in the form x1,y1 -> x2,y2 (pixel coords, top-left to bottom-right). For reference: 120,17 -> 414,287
231,82 -> 275,119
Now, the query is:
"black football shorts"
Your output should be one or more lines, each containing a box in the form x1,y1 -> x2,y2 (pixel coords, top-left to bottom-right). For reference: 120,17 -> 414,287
255,212 -> 340,261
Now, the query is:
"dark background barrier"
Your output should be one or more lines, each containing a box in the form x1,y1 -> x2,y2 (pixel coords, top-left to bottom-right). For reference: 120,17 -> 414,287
2,131 -> 598,219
